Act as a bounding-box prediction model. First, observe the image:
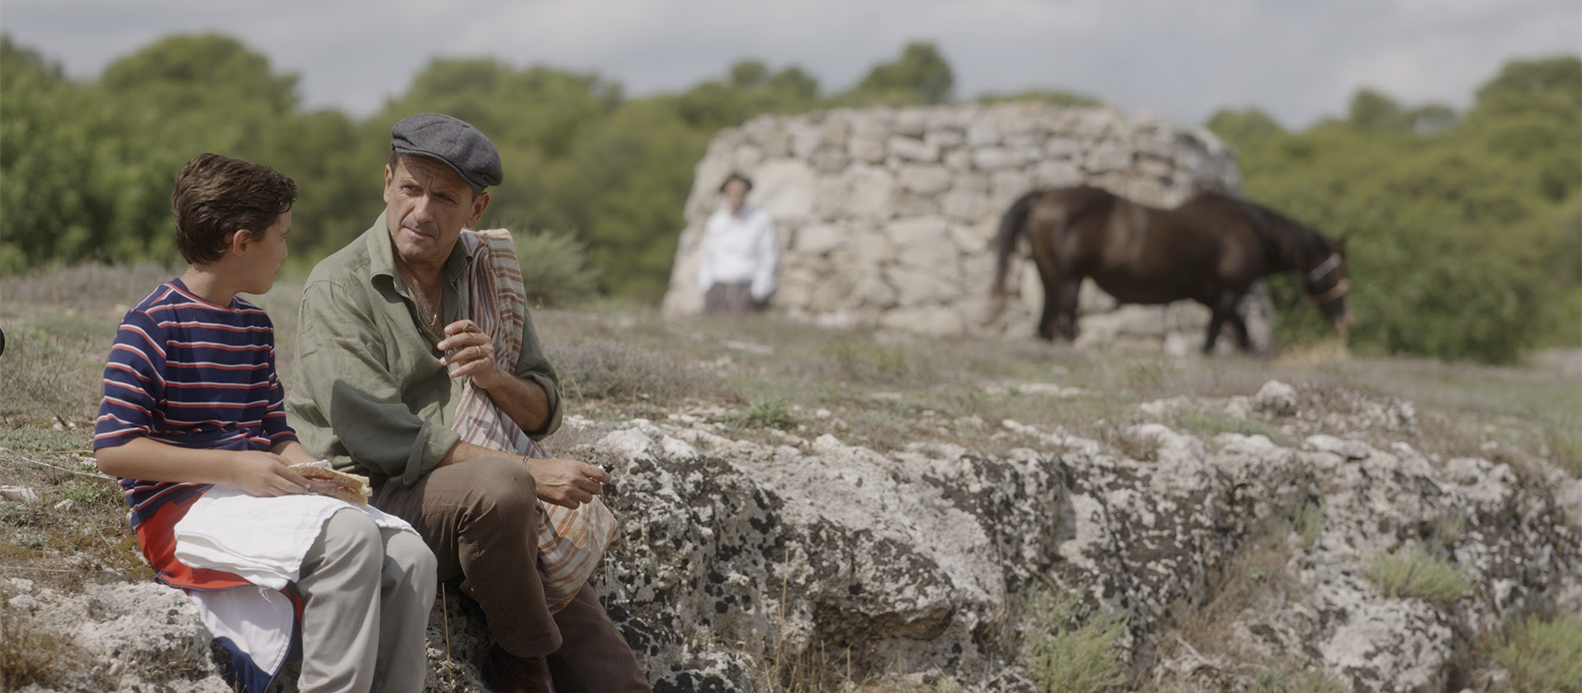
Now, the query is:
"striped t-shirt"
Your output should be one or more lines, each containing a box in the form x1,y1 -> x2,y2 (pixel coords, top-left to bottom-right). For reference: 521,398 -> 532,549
94,278 -> 298,527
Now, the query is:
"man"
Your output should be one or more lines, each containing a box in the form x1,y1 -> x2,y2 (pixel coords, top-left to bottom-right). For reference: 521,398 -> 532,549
286,113 -> 649,693
697,172 -> 778,313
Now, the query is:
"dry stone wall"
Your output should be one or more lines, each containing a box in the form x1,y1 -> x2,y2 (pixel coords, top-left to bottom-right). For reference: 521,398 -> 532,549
663,103 -> 1273,353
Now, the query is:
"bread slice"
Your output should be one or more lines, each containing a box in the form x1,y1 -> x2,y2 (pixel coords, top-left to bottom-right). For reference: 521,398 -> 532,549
290,464 -> 373,507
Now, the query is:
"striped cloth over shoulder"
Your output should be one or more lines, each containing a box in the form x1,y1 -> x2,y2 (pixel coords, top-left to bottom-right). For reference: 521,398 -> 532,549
93,278 -> 297,528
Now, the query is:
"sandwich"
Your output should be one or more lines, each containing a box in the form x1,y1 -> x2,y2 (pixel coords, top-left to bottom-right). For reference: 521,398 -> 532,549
291,463 -> 373,507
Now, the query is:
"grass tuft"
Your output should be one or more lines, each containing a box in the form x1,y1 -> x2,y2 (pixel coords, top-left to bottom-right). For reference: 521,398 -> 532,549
1492,613 -> 1582,693
1362,546 -> 1471,607
1023,585 -> 1128,693
730,398 -> 797,431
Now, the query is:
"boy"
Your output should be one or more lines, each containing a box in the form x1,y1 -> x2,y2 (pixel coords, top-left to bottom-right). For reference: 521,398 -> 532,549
94,153 -> 436,692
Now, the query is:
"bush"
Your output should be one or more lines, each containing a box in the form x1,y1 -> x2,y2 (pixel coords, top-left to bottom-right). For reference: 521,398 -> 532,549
1492,614 -> 1582,693
511,229 -> 600,308
1022,585 -> 1127,693
1363,546 -> 1472,607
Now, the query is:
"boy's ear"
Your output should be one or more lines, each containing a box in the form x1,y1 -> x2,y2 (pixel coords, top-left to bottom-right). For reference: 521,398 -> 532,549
228,228 -> 256,255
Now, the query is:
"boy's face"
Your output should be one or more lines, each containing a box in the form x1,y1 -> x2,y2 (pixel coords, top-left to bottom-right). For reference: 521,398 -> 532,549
239,209 -> 291,295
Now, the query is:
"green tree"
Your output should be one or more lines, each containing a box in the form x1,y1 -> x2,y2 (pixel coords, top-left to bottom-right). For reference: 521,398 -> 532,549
1204,108 -> 1287,144
839,41 -> 955,106
1212,55 -> 1582,362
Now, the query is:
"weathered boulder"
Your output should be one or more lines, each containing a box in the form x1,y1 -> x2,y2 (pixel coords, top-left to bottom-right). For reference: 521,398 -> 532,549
17,384 -> 1578,692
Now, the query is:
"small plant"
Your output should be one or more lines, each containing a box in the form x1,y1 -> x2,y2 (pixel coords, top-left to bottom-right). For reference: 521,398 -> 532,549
1492,614 -> 1582,693
1022,585 -> 1128,693
1178,411 -> 1288,446
1286,502 -> 1324,547
58,479 -> 114,506
732,398 -> 797,431
1250,666 -> 1350,693
1362,546 -> 1472,607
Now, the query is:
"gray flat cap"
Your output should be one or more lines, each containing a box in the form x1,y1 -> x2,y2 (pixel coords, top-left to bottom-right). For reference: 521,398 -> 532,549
390,113 -> 503,190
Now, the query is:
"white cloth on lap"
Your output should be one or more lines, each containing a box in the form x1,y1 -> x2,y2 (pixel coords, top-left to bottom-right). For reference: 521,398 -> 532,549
173,485 -> 416,590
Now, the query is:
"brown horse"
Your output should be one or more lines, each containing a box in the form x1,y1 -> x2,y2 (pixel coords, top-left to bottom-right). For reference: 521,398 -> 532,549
986,186 -> 1352,352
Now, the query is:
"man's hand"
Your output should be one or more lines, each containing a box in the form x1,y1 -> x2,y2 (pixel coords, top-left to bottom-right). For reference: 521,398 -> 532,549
525,458 -> 611,509
437,320 -> 505,390
227,451 -> 312,497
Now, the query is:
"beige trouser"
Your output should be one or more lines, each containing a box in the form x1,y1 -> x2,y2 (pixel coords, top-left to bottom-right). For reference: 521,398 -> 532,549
294,507 -> 438,693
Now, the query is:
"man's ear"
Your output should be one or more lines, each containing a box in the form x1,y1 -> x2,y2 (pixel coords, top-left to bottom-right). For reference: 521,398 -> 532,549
467,191 -> 490,228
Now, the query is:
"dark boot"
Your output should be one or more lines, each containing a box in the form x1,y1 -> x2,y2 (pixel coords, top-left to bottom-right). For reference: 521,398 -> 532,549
483,644 -> 554,693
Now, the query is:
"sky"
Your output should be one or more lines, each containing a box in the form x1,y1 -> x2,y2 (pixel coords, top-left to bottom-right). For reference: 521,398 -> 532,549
3,0 -> 1578,129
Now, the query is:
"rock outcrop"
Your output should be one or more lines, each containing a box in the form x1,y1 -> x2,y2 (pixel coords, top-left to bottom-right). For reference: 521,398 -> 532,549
661,103 -> 1274,353
16,383 -> 1577,692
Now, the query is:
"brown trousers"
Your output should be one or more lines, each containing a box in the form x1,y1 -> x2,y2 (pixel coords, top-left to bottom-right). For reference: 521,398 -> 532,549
371,457 -> 649,692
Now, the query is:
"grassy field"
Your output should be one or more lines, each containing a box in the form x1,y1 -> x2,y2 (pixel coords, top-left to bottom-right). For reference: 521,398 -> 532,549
1,264 -> 1579,689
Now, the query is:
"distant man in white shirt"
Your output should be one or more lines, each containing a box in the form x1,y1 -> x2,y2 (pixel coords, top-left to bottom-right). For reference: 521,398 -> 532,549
698,173 -> 778,313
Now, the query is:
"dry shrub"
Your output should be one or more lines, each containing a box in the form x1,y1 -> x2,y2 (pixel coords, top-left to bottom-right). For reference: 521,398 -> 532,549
0,606 -> 100,690
0,326 -> 105,426
547,339 -> 707,404
0,262 -> 178,310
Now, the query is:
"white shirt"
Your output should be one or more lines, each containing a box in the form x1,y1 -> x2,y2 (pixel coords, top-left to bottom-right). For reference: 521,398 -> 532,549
698,205 -> 779,301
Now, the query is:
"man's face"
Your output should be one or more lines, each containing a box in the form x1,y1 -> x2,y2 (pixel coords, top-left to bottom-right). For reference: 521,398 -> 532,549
724,179 -> 749,213
383,155 -> 489,270
239,208 -> 291,295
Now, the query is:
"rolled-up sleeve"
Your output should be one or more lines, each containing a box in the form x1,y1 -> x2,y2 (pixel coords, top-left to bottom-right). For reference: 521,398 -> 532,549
513,307 -> 563,439
291,279 -> 459,486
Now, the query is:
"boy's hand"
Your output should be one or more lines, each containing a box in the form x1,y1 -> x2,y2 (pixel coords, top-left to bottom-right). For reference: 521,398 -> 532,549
525,457 -> 611,509
229,451 -> 312,497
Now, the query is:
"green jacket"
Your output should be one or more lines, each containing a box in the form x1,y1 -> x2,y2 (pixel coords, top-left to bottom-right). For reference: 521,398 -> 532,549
285,212 -> 562,486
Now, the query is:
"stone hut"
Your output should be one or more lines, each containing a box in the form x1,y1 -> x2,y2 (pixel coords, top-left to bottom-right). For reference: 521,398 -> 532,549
662,103 -> 1273,353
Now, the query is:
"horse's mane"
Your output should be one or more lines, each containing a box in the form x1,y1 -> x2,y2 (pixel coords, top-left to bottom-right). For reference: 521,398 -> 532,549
1197,191 -> 1331,269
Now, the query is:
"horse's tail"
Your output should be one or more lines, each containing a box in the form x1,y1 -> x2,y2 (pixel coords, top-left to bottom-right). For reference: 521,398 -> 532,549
985,189 -> 1043,324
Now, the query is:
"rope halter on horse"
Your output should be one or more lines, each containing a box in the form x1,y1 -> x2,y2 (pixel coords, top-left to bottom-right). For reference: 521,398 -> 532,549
1306,253 -> 1349,306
